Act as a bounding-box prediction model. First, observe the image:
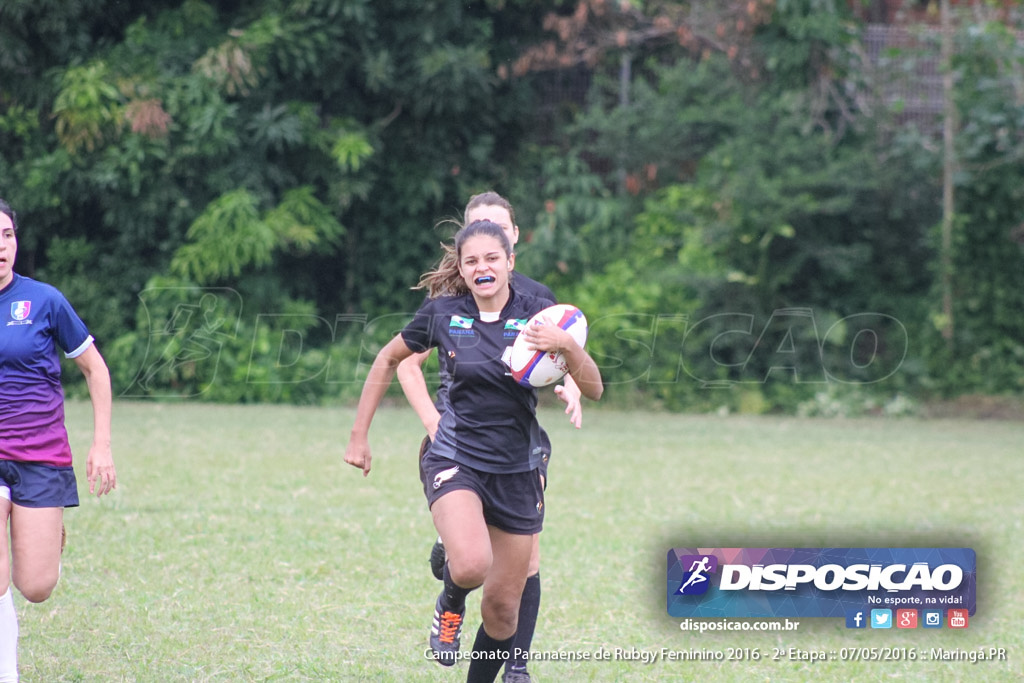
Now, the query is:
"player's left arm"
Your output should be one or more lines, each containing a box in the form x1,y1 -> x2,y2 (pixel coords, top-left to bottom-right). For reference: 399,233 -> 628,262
73,344 -> 117,497
523,324 -> 603,401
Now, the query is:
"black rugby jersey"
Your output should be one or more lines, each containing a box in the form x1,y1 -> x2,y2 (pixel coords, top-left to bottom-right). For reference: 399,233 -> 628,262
428,273 -> 554,411
513,273 -> 556,305
402,287 -> 554,473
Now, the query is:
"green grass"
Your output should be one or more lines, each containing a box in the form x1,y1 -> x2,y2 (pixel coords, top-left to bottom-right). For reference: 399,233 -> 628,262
15,401 -> 1024,682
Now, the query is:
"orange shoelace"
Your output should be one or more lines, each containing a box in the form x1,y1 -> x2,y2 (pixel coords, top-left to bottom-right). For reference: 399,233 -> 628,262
438,611 -> 463,643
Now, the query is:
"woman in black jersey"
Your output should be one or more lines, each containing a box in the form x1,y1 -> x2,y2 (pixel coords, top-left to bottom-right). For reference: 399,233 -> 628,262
344,220 -> 602,683
397,192 -> 580,683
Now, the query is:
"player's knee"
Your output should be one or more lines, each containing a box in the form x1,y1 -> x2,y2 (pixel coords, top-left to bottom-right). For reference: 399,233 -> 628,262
447,553 -> 490,588
18,583 -> 56,603
14,572 -> 58,603
481,594 -> 520,638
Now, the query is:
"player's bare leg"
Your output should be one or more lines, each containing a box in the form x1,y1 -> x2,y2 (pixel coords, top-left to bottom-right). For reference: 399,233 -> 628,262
467,526 -> 531,683
429,490 -> 490,666
10,505 -> 64,603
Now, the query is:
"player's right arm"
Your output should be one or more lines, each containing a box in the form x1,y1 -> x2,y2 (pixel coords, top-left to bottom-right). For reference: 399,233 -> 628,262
397,350 -> 441,440
345,334 -> 414,476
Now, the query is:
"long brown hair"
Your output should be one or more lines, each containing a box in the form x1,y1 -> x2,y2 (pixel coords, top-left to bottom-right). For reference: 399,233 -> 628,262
416,220 -> 511,296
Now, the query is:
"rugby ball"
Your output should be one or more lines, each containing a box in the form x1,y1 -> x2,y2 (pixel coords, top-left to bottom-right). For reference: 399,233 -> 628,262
509,304 -> 588,388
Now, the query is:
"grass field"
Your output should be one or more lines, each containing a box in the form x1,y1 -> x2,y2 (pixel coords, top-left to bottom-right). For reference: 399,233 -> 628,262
15,400 -> 1024,682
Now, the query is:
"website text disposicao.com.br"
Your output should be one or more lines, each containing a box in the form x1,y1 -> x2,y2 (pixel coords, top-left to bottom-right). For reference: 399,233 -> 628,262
679,618 -> 800,633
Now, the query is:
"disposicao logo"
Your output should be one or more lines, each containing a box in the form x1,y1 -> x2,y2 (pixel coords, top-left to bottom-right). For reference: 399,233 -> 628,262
674,555 -> 718,595
667,548 -> 976,619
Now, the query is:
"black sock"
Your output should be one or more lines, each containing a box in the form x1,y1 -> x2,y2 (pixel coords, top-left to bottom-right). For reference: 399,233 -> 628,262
466,624 -> 514,683
505,572 -> 541,673
441,562 -> 473,613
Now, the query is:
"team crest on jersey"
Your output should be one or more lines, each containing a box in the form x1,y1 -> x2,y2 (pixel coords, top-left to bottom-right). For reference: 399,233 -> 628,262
504,318 -> 528,338
449,315 -> 475,336
9,300 -> 32,324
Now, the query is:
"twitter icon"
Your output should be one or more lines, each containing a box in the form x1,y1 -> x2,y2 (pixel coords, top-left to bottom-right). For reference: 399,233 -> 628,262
871,609 -> 893,629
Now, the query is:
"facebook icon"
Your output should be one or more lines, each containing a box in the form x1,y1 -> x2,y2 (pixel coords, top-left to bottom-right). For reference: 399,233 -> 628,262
846,609 -> 867,629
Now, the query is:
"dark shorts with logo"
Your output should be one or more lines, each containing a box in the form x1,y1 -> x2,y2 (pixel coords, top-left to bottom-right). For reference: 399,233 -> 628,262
420,435 -> 549,489
419,446 -> 544,536
0,459 -> 79,508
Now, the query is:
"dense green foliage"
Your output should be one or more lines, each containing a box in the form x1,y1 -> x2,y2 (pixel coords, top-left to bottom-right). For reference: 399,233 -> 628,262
937,19 -> 1024,395
1,1 -> 1021,409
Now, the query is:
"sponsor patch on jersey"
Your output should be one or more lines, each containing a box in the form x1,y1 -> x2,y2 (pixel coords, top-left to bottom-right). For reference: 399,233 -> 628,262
449,315 -> 475,336
504,318 -> 528,337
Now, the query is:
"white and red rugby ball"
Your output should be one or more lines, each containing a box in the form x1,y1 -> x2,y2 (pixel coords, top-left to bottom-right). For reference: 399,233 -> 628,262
509,304 -> 589,388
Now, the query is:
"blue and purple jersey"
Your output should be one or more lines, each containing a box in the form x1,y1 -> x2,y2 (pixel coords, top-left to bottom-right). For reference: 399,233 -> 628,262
1,274 -> 93,467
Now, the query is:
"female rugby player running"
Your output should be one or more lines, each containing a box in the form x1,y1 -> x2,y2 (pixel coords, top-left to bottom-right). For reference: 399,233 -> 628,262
0,198 -> 117,681
344,220 -> 602,682
397,191 -> 582,682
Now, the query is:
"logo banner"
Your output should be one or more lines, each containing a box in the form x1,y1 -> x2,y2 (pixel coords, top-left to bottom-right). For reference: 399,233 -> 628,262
667,548 -> 976,619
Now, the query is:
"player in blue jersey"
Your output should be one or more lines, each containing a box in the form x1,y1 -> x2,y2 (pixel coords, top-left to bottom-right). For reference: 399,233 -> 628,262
344,220 -> 602,683
0,198 -> 117,682
397,192 -> 581,683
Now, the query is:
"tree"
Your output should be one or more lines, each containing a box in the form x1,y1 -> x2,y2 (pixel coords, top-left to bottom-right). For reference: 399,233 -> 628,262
932,8 -> 1024,394
524,1 -> 941,410
1,0 -> 548,398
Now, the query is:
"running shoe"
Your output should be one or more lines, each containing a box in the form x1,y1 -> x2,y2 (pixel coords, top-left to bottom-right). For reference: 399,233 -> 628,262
429,593 -> 464,667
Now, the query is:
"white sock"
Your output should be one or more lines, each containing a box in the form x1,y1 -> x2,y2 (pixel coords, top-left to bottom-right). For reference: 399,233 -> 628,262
0,587 -> 18,682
